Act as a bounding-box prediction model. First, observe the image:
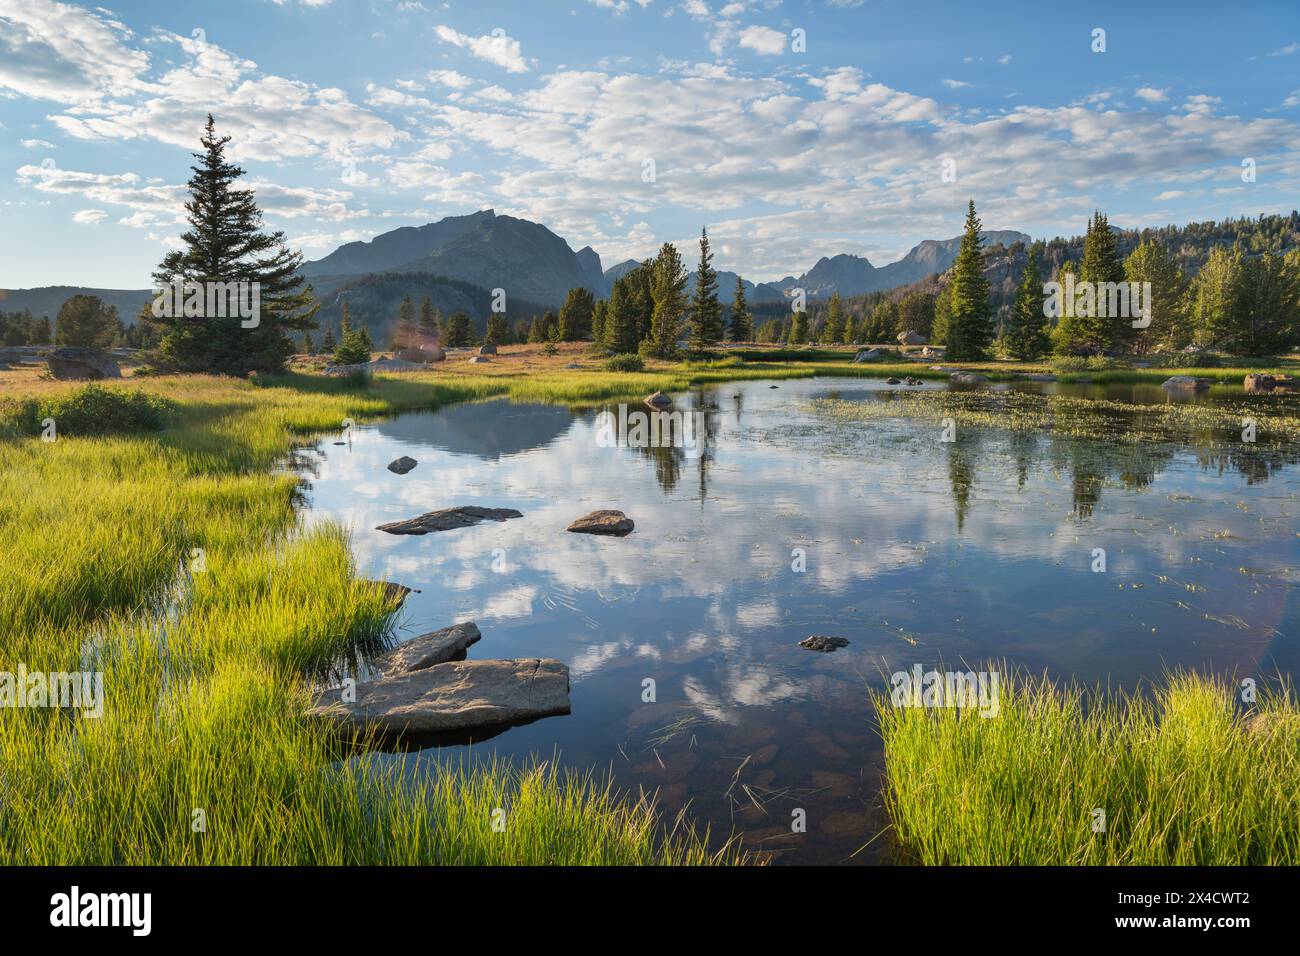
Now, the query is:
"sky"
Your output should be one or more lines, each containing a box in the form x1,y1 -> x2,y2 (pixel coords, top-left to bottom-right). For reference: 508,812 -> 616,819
2,0 -> 1300,289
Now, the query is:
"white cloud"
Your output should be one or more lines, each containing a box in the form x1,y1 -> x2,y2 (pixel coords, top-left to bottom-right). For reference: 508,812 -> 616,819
0,0 -> 148,103
19,138 -> 55,149
943,78 -> 970,89
434,25 -> 530,73
1135,86 -> 1169,103
72,208 -> 106,224
737,25 -> 786,55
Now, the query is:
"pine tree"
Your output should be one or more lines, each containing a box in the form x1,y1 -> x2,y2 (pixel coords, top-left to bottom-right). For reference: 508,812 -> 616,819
398,295 -> 415,329
485,313 -> 509,345
591,300 -> 607,344
1078,211 -> 1130,353
1004,248 -> 1050,359
444,310 -> 474,347
946,200 -> 994,361
302,332 -> 315,354
647,243 -> 688,358
527,316 -> 545,344
146,115 -> 317,374
418,297 -> 440,339
1124,238 -> 1189,353
821,292 -> 845,344
54,295 -> 120,349
728,276 -> 752,342
558,287 -> 595,341
688,227 -> 723,351
322,328 -> 336,353
604,277 -> 639,353
789,308 -> 808,344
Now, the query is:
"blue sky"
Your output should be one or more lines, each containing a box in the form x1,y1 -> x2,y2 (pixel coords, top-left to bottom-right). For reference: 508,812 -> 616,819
2,0 -> 1299,289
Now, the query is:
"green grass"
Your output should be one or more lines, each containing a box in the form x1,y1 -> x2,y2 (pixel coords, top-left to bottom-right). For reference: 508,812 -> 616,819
0,372 -> 745,865
874,670 -> 1300,865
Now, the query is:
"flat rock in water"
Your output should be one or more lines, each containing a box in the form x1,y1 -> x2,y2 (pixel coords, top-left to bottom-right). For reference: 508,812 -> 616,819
1162,375 -> 1211,390
373,622 -> 481,675
567,509 -> 634,536
308,658 -> 571,734
799,635 -> 850,652
387,455 -> 418,475
376,505 -> 523,535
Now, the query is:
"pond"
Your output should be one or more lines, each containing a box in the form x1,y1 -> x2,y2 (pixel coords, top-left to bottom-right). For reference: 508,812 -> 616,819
297,376 -> 1300,863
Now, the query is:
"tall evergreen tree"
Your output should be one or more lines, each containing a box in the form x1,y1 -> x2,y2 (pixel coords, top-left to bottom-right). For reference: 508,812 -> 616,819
1124,238 -> 1189,353
688,227 -> 723,351
145,115 -> 317,374
444,310 -> 475,347
418,297 -> 440,340
54,295 -> 119,349
558,287 -> 596,341
647,243 -> 688,358
604,277 -> 639,353
821,292 -> 845,344
789,307 -> 809,344
1077,210 -> 1130,353
945,200 -> 995,361
1004,248 -> 1051,359
728,276 -> 752,342
591,299 -> 608,345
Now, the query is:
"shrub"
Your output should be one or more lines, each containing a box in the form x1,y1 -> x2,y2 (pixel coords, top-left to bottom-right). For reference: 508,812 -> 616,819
604,353 -> 645,372
1,385 -> 174,438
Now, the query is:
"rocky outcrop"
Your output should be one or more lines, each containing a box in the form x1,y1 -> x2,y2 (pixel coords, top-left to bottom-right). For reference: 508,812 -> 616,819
387,456 -> 418,475
949,371 -> 988,385
1243,373 -> 1297,394
395,346 -> 445,364
799,635 -> 850,652
373,622 -> 481,675
567,510 -> 634,536
46,347 -> 121,380
308,658 -> 571,734
377,505 -> 523,535
897,330 -> 927,346
645,391 -> 673,408
1162,375 -> 1212,391
478,343 -> 498,356
854,348 -> 882,363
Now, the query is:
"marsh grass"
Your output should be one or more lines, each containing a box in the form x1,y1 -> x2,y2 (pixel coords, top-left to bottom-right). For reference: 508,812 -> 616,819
0,372 -> 745,865
874,670 -> 1300,865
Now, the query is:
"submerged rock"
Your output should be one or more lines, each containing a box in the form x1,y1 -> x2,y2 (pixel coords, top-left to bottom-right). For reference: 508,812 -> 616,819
47,347 -> 121,380
799,635 -> 850,652
567,509 -> 634,536
376,505 -> 523,535
885,377 -> 901,385
1244,373 -> 1297,394
387,455 -> 418,475
1162,375 -> 1212,390
308,658 -> 571,734
374,622 -> 481,675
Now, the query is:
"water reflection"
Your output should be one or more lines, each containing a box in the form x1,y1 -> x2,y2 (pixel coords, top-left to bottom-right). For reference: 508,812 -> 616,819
299,376 -> 1300,863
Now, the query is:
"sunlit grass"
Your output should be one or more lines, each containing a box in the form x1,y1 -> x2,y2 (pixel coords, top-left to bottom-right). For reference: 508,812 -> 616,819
874,669 -> 1300,865
0,372 -> 747,865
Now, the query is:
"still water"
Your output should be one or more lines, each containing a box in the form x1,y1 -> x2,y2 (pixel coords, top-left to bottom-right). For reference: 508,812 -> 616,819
297,376 -> 1299,862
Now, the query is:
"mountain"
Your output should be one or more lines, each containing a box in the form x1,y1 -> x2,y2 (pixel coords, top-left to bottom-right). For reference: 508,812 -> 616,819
303,209 -> 597,308
0,286 -> 153,321
575,246 -> 604,291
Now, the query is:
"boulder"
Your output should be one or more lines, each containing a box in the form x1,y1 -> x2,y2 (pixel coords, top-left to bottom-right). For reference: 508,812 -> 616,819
468,355 -> 491,364
1243,373 -> 1298,394
904,377 -> 923,386
799,635 -> 850,653
46,347 -> 121,380
387,456 -> 418,475
897,330 -> 928,346
373,622 -> 482,675
307,658 -> 571,735
478,343 -> 498,356
920,346 -> 945,359
567,509 -> 634,536
885,377 -> 901,385
949,371 -> 988,385
645,391 -> 673,408
376,505 -> 523,535
854,348 -> 882,363
1162,375 -> 1212,391
395,345 -> 445,364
